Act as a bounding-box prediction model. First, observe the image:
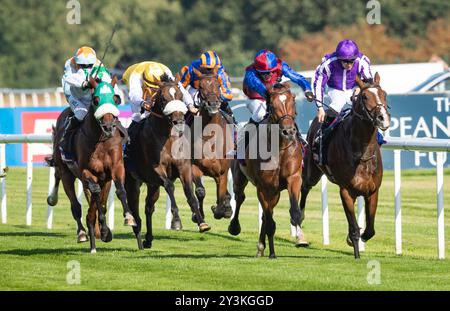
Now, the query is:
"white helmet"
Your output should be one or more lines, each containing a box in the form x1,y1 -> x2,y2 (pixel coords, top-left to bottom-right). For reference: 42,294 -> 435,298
74,46 -> 97,66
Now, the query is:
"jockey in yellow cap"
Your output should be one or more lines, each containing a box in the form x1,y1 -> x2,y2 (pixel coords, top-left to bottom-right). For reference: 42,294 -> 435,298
122,61 -> 196,124
60,46 -> 121,160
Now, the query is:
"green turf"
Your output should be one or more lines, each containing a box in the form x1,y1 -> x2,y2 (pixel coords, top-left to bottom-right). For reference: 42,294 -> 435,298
0,167 -> 449,290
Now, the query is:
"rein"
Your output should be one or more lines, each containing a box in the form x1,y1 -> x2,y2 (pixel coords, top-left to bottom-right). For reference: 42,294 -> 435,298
352,84 -> 384,126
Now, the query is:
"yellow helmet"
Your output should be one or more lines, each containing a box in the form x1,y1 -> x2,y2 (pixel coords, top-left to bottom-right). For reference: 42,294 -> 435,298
74,46 -> 97,66
142,63 -> 167,88
200,51 -> 221,69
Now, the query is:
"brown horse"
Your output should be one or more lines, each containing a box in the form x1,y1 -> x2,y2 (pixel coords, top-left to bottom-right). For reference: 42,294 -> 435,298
190,67 -> 234,223
46,77 -> 135,253
229,82 -> 307,258
124,74 -> 210,250
300,73 -> 390,258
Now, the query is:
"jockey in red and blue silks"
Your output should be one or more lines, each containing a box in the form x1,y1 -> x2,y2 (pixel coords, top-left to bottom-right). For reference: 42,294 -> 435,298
180,50 -> 234,116
313,39 -> 373,123
243,49 -> 314,123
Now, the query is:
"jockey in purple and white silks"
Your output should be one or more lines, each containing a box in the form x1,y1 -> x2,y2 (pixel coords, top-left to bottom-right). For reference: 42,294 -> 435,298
313,39 -> 372,123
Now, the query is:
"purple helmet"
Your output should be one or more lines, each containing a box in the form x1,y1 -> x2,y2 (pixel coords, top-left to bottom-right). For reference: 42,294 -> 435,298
335,39 -> 359,60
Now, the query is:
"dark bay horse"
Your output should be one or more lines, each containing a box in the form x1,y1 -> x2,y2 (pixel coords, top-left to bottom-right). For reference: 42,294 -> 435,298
301,73 -> 390,258
229,82 -> 307,258
190,67 -> 234,223
125,74 -> 210,250
47,77 -> 135,253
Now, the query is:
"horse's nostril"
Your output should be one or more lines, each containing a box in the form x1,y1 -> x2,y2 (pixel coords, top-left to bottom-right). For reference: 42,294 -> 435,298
282,130 -> 289,136
378,115 -> 384,121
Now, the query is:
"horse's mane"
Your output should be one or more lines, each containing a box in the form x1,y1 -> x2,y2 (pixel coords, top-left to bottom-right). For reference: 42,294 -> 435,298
160,73 -> 173,83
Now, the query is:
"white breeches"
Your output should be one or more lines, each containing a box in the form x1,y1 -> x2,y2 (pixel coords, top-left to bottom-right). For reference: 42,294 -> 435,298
246,99 -> 267,122
327,88 -> 354,113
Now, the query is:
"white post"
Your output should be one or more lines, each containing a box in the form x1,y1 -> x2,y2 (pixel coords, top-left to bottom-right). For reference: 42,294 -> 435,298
321,175 -> 329,245
26,146 -> 33,226
227,169 -> 236,218
108,183 -> 115,230
357,196 -> 365,252
46,167 -> 55,229
165,194 -> 172,230
0,144 -> 6,224
394,149 -> 402,255
436,152 -> 445,259
77,179 -> 83,205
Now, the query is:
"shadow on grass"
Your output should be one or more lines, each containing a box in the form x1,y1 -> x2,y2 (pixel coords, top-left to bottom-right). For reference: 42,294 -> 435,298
113,230 -> 243,242
0,246 -> 139,256
0,231 -> 66,238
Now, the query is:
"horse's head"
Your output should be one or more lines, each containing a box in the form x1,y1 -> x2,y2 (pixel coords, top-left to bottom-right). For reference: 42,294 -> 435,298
152,74 -> 187,135
267,82 -> 298,141
353,73 -> 390,131
90,76 -> 121,138
193,67 -> 221,115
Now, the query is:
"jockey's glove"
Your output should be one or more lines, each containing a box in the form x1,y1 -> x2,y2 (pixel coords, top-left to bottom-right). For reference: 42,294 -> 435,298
305,91 -> 315,102
81,80 -> 92,90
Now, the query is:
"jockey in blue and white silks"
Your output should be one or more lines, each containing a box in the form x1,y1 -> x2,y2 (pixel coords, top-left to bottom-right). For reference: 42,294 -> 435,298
313,39 -> 373,123
243,49 -> 314,123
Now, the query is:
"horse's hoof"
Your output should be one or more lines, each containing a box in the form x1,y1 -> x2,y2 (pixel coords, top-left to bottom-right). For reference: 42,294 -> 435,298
90,249 -> 97,254
256,242 -> 265,257
295,240 -> 310,248
77,231 -> 88,243
228,221 -> 241,236
124,213 -> 137,227
143,240 -> 152,249
46,196 -> 58,206
198,223 -> 211,233
346,235 -> 354,247
223,206 -> 233,219
101,228 -> 113,243
171,220 -> 183,231
211,205 -> 224,219
256,250 -> 264,258
269,254 -> 277,259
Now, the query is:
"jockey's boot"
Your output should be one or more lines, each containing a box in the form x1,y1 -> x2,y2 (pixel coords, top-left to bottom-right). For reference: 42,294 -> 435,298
294,123 -> 308,148
377,131 -> 386,146
124,120 -> 138,160
59,116 -> 81,161
220,102 -> 236,125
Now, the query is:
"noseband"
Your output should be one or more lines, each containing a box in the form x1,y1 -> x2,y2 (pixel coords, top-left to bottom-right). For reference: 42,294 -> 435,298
198,75 -> 221,107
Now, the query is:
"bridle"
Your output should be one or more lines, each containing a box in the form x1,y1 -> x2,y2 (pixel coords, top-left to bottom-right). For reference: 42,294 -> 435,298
352,84 -> 388,127
197,75 -> 221,108
267,87 -> 296,126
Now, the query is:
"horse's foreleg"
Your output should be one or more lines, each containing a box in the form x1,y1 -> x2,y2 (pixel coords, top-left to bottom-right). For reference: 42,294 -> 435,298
112,165 -> 136,227
143,184 -> 160,249
228,161 -> 247,236
192,166 -> 205,223
211,173 -> 232,219
287,174 -> 309,247
86,203 -> 97,254
60,170 -> 87,243
361,191 -> 379,242
162,179 -> 183,231
257,190 -> 279,259
339,187 -> 360,259
125,170 -> 143,250
98,181 -> 112,243
178,174 -> 210,233
47,168 -> 60,206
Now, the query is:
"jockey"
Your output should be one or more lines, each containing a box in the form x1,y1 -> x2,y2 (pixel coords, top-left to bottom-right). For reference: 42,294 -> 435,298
243,49 -> 314,146
180,50 -> 234,119
60,46 -> 121,160
313,39 -> 383,165
122,61 -> 195,127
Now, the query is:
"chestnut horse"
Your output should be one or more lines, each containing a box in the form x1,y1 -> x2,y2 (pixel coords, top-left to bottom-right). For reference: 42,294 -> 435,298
229,82 -> 307,259
190,67 -> 234,223
124,74 -> 210,250
301,73 -> 390,258
46,77 -> 135,253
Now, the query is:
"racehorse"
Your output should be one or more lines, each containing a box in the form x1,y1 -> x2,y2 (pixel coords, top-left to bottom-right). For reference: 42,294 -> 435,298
124,74 -> 210,250
301,73 -> 390,258
229,82 -> 307,258
46,77 -> 135,254
190,67 -> 234,223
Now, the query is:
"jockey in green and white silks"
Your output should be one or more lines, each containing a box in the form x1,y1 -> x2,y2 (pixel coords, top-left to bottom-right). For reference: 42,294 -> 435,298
60,46 -> 121,159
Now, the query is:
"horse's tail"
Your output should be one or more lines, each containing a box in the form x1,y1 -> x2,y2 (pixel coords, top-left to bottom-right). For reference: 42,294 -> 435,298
44,125 -> 57,167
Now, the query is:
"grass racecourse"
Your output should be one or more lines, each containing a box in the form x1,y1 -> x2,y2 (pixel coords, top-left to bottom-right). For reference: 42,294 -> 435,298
0,167 -> 449,291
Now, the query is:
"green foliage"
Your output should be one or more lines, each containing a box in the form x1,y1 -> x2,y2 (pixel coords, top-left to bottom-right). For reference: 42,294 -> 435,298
0,0 -> 448,87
